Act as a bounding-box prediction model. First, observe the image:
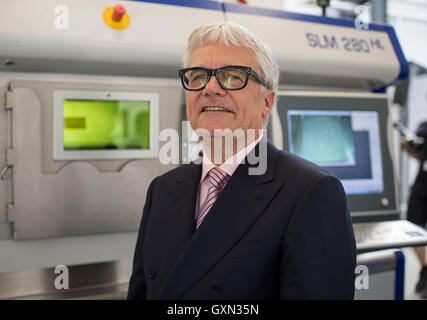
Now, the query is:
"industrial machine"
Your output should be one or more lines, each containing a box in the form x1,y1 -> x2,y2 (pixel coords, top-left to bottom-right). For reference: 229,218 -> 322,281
224,2 -> 427,245
0,0 -> 224,299
224,3 -> 427,299
0,0 -> 426,299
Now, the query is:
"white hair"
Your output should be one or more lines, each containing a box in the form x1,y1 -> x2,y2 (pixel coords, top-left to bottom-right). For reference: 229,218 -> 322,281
183,21 -> 279,92
183,22 -> 279,127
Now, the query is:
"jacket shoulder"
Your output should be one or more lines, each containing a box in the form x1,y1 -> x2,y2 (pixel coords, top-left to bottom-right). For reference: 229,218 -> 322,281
272,146 -> 336,185
153,163 -> 200,185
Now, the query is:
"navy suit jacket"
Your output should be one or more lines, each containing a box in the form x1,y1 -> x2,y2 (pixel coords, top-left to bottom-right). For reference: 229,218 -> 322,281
127,139 -> 356,299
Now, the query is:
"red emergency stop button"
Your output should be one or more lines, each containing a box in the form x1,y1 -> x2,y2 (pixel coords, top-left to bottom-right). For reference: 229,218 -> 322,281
103,4 -> 130,30
112,4 -> 126,22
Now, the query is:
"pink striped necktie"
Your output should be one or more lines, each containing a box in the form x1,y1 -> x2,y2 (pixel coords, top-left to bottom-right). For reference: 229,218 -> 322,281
196,167 -> 230,230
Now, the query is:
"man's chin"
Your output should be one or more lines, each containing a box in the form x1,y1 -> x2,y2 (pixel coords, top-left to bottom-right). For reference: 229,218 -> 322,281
193,126 -> 238,138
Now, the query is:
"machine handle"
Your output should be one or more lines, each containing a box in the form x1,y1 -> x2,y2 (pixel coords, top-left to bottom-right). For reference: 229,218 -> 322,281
0,164 -> 11,180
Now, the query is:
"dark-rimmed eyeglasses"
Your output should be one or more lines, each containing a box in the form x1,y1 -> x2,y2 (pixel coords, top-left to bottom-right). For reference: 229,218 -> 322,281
178,65 -> 268,91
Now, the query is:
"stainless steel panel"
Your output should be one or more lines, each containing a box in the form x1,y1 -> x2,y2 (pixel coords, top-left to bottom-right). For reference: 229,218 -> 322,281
0,231 -> 137,274
0,84 -> 12,240
8,77 -> 183,239
0,260 -> 131,300
355,250 -> 399,300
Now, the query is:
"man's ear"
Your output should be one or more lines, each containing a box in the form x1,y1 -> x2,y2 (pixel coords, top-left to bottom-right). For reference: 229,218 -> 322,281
261,90 -> 275,118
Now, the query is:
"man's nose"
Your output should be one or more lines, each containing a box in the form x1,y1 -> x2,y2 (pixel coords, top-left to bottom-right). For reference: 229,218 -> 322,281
203,75 -> 226,96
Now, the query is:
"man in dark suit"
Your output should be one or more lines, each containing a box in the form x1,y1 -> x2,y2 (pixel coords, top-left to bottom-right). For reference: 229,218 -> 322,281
127,21 -> 356,300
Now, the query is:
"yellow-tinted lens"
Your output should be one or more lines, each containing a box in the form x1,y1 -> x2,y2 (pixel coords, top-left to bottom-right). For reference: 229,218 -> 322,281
219,68 -> 246,89
185,69 -> 208,89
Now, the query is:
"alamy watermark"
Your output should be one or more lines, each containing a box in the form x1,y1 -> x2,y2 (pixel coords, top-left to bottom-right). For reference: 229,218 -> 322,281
54,264 -> 69,290
354,4 -> 371,30
355,264 -> 369,290
52,263 -> 369,291
54,5 -> 69,30
159,122 -> 267,175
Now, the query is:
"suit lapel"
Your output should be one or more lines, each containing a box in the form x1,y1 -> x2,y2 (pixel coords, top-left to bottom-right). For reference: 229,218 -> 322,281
159,140 -> 284,299
159,163 -> 201,272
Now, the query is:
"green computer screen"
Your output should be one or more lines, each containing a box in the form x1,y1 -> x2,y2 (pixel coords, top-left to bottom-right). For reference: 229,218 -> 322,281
63,99 -> 150,150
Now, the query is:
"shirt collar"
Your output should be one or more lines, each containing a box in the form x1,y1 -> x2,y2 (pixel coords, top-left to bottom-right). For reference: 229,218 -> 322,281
200,133 -> 264,183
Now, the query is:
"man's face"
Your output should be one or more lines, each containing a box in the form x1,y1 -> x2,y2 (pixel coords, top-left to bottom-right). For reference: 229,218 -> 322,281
185,42 -> 275,136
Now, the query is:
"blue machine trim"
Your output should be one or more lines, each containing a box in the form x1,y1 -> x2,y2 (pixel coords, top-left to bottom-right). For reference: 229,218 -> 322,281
373,26 -> 409,92
223,3 -> 409,88
125,2 -> 409,89
126,0 -> 222,11
393,250 -> 405,300
373,87 -> 387,93
224,3 -> 387,30
385,27 -> 410,81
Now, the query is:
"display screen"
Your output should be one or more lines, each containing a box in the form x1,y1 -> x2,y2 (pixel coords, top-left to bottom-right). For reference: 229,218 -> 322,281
63,99 -> 150,150
287,110 -> 384,195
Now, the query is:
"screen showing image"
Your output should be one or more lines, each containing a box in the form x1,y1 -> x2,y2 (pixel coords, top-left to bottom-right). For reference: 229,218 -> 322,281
287,110 -> 383,195
63,100 -> 150,150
